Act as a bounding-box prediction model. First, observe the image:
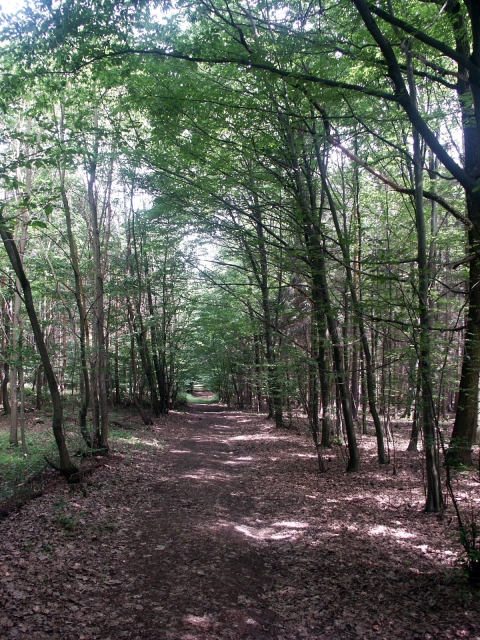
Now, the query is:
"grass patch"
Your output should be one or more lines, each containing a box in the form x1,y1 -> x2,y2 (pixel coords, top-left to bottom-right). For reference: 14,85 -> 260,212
0,408 -> 163,505
0,423 -> 59,503
172,392 -> 218,410
185,392 -> 218,404
109,427 -> 165,452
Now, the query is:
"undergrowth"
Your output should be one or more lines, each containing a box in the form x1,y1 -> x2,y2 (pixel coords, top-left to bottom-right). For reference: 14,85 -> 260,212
0,426 -> 60,503
0,407 -> 164,505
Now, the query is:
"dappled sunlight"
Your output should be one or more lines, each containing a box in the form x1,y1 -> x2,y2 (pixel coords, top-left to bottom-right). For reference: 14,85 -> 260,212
183,614 -> 211,628
234,524 -> 295,540
221,457 -> 256,466
272,520 -> 309,529
211,518 -> 311,542
182,470 -> 229,482
293,453 -> 317,459
368,525 -> 416,540
116,436 -> 163,448
342,493 -> 370,500
3,403 -> 474,640
163,406 -> 468,634
191,427 -> 232,434
414,544 -> 454,559
229,434 -> 293,442
182,435 -> 231,445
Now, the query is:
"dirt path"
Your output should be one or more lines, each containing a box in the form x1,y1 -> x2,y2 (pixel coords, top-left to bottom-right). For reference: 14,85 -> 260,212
0,404 -> 479,639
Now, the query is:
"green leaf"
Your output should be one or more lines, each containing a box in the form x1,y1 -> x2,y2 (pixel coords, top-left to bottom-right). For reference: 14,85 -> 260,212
29,219 -> 48,229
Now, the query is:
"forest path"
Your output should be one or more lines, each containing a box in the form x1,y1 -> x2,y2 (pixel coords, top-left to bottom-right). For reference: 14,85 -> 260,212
0,404 -> 479,640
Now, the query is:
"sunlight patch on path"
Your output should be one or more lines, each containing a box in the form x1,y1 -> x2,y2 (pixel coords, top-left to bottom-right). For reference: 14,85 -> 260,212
182,470 -> 229,482
183,614 -> 211,627
228,434 -> 295,442
221,458 -> 256,466
232,520 -> 309,541
116,436 -> 164,448
368,524 -> 416,539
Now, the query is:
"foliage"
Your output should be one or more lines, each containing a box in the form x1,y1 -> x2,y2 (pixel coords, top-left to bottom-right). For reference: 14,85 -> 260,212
0,0 -> 478,510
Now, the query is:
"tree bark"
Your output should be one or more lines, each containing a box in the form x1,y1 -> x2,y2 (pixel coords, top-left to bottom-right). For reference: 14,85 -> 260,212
244,172 -> 283,428
405,45 -> 443,511
0,213 -> 77,476
85,110 -> 109,452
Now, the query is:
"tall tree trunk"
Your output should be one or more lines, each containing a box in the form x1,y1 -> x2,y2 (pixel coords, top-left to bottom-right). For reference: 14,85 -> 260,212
129,214 -> 161,416
318,319 -> 332,448
19,328 -> 27,456
314,135 -> 387,465
9,165 -> 29,445
443,0 -> 480,467
247,294 -> 264,412
85,110 -> 109,452
36,364 -> 43,410
0,213 -> 77,476
243,172 -> 283,428
64,221 -> 90,441
449,234 -> 480,465
1,295 -> 10,415
144,253 -> 168,414
408,375 -> 421,453
405,47 -> 443,511
281,118 -> 358,467
114,323 -> 120,405
309,314 -> 326,472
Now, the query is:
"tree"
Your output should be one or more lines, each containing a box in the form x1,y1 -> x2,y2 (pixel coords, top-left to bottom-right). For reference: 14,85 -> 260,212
1,0 -> 478,503
0,210 -> 78,477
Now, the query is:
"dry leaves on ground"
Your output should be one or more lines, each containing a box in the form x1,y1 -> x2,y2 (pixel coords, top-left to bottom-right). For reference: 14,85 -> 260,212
0,405 -> 479,640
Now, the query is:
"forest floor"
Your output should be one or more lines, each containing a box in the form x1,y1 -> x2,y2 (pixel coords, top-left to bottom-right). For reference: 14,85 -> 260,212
0,401 -> 480,640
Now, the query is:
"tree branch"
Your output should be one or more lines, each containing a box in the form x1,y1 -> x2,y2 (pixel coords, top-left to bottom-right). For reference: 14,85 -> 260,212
368,3 -> 480,87
351,0 -> 478,197
329,138 -> 471,228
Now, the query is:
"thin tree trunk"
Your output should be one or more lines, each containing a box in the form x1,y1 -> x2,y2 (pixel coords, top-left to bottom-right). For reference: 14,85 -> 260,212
2,358 -> 10,414
314,136 -> 387,465
86,110 -> 109,452
244,172 -> 283,428
408,375 -> 421,453
0,213 -> 77,476
145,253 -> 168,414
129,215 -> 161,417
9,192 -> 29,445
114,325 -> 120,405
19,328 -> 27,456
36,364 -> 43,410
406,49 -> 443,511
1,295 -> 10,415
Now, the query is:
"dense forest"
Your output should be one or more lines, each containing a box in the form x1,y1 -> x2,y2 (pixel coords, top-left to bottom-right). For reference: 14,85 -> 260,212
1,0 -> 480,596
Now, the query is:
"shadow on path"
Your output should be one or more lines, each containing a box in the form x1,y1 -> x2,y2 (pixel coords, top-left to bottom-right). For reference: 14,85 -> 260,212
0,404 -> 478,640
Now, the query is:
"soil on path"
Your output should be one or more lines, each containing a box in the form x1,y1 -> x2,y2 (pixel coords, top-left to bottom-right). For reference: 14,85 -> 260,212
0,403 -> 479,640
